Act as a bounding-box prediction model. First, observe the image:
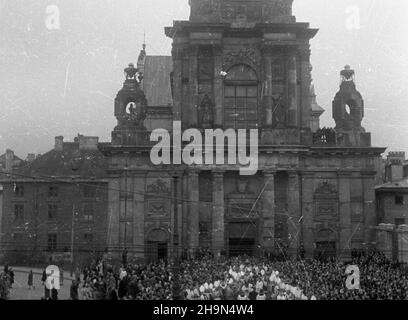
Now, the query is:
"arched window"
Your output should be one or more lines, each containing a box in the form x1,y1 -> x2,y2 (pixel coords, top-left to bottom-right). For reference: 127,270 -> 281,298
224,64 -> 258,129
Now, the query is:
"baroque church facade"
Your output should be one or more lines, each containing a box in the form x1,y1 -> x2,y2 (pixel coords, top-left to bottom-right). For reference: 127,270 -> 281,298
100,0 -> 385,262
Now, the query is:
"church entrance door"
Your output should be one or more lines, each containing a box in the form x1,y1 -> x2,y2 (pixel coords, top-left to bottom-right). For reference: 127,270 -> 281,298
315,241 -> 337,261
146,229 -> 169,262
227,222 -> 258,257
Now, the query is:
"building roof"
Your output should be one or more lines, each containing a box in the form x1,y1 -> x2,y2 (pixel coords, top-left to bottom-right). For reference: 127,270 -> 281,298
143,56 -> 173,107
9,142 -> 109,181
376,177 -> 408,191
0,151 -> 25,171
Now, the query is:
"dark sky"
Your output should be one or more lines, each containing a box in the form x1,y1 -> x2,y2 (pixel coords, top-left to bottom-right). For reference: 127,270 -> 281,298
0,0 -> 407,158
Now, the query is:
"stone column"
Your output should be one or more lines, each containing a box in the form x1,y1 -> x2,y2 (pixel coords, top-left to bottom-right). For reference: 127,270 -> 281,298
182,174 -> 189,252
264,55 -> 273,128
338,172 -> 352,261
107,178 -> 120,258
376,224 -> 395,260
188,170 -> 200,257
288,171 -> 301,258
189,45 -> 199,127
288,53 -> 298,127
397,225 -> 408,263
172,46 -> 183,122
212,171 -> 225,256
133,172 -> 146,260
174,173 -> 184,258
214,46 -> 223,127
262,170 -> 276,254
362,173 -> 376,244
301,172 -> 315,259
0,184 -> 4,257
299,44 -> 312,129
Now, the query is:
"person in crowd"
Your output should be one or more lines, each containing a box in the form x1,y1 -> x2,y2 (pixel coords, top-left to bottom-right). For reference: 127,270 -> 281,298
28,270 -> 34,290
70,280 -> 79,300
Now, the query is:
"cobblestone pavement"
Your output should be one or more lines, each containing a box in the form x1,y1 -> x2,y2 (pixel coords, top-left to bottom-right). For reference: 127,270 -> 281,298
2,266 -> 73,300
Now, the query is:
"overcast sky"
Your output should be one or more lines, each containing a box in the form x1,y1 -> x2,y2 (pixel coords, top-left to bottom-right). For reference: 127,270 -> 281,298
0,0 -> 407,158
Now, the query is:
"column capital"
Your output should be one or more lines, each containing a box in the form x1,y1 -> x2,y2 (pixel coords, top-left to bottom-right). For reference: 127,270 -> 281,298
360,171 -> 377,178
300,171 -> 315,179
188,169 -> 200,177
263,169 -> 277,176
132,171 -> 147,178
213,170 -> 225,178
337,171 -> 352,178
288,170 -> 300,178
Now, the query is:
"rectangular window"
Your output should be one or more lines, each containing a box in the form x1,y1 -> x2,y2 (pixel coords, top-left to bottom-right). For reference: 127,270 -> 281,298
48,204 -> 58,220
395,218 -> 405,226
14,185 -> 24,197
47,233 -> 57,251
395,195 -> 404,205
84,233 -> 93,243
48,186 -> 59,197
83,186 -> 97,198
223,85 -> 258,129
83,203 -> 94,222
14,204 -> 24,222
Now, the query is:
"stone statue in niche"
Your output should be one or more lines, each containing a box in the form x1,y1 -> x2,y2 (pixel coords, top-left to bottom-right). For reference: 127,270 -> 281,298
237,178 -> 248,193
199,94 -> 214,128
272,95 -> 286,128
124,63 -> 143,83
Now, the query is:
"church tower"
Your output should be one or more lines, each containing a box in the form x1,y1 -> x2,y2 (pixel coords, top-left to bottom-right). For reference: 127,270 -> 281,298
166,0 -> 318,145
111,63 -> 148,146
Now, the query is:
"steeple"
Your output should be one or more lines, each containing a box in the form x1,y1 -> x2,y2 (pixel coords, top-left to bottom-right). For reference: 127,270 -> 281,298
111,63 -> 148,146
137,41 -> 147,85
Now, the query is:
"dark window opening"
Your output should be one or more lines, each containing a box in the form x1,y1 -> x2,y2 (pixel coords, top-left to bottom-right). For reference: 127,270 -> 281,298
83,203 -> 94,222
14,185 -> 24,197
14,204 -> 24,222
47,233 -> 57,251
395,218 -> 405,226
83,186 -> 97,198
84,233 -> 93,243
48,186 -> 59,197
395,195 -> 404,205
48,204 -> 58,220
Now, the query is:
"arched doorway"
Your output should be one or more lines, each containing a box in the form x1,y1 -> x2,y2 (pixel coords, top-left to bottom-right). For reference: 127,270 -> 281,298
315,229 -> 337,261
146,229 -> 169,263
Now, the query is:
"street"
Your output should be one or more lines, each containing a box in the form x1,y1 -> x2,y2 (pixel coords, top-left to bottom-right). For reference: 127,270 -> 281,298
4,267 -> 72,300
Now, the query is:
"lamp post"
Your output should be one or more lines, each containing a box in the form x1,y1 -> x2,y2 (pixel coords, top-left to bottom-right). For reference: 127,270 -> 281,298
70,205 -> 78,273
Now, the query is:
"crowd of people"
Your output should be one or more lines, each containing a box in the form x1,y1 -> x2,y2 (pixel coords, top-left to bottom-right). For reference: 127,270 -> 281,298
0,265 -> 14,300
67,260 -> 173,300
2,250 -> 408,300
178,251 -> 408,300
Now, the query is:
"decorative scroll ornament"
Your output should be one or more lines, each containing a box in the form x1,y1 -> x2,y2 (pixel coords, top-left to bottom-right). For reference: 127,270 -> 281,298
315,181 -> 338,196
147,179 -> 170,194
199,94 -> 214,128
223,48 -> 260,69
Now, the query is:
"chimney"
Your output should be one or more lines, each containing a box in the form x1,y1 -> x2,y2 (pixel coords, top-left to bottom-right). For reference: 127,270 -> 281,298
79,135 -> 99,151
5,149 -> 14,172
55,136 -> 64,151
26,153 -> 35,163
386,152 -> 405,182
